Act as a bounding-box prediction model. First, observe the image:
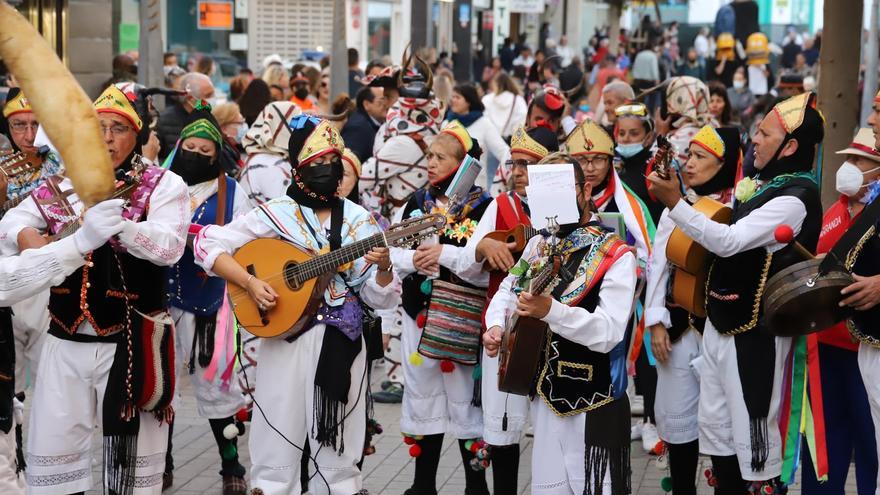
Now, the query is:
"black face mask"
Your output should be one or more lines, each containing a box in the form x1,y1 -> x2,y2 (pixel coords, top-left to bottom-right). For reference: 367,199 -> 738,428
294,87 -> 310,100
171,149 -> 218,185
287,160 -> 344,208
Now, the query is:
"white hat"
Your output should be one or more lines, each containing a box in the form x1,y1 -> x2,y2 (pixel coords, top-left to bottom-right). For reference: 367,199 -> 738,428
836,128 -> 880,162
262,54 -> 283,69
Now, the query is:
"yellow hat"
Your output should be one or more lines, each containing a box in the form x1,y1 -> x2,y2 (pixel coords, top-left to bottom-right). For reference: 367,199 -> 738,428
564,119 -> 614,157
93,83 -> 143,131
298,118 -> 344,165
716,33 -> 735,61
439,120 -> 474,154
2,89 -> 32,118
342,148 -> 362,176
509,126 -> 550,161
690,125 -> 725,160
771,92 -> 823,135
746,32 -> 769,66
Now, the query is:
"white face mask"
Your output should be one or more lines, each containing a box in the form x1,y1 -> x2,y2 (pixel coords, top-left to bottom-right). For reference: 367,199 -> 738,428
732,80 -> 745,90
236,122 -> 249,143
836,161 -> 880,197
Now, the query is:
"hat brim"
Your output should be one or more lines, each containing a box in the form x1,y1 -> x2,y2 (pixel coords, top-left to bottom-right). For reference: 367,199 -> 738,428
836,147 -> 880,162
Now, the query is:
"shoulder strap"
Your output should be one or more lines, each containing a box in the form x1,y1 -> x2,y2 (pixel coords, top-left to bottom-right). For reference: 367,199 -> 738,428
214,174 -> 228,227
329,199 -> 345,251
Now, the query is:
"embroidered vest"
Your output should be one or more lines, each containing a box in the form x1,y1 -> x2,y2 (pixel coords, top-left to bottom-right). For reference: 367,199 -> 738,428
37,167 -> 169,337
846,226 -> 880,347
168,178 -> 237,315
400,187 -> 491,319
534,227 -> 632,416
705,175 -> 822,335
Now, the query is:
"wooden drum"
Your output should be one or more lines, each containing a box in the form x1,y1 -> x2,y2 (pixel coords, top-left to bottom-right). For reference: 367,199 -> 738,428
763,258 -> 854,337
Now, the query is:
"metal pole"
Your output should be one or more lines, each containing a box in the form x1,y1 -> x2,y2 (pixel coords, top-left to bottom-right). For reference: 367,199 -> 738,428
330,0 -> 349,99
818,0 -> 863,207
861,0 -> 879,126
139,0 -> 165,108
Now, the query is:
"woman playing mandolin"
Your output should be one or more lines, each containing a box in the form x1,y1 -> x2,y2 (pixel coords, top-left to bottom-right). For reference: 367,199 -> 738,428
644,125 -> 741,495
193,115 -> 398,495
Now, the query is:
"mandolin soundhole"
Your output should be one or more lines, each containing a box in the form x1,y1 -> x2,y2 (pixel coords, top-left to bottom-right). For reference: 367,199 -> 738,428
284,261 -> 302,291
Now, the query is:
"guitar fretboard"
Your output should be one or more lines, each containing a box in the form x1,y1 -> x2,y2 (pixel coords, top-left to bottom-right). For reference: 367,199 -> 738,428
288,232 -> 388,283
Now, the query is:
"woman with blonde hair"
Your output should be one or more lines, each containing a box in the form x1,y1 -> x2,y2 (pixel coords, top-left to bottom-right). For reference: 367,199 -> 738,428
261,65 -> 289,100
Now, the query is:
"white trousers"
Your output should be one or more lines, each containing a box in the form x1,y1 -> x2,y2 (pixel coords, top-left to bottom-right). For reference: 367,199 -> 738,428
171,307 -> 245,418
399,313 -> 483,439
655,329 -> 701,444
26,334 -> 168,494
0,398 -> 25,495
11,290 -> 49,392
857,343 -> 880,495
480,348 -> 529,446
248,323 -> 367,495
696,323 -> 790,481
530,398 -> 611,495
378,306 -> 404,385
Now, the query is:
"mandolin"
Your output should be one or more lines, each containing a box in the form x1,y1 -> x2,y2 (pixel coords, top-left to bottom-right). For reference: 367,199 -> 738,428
650,135 -> 675,180
483,224 -> 539,255
0,150 -> 41,180
497,255 -> 562,396
230,213 -> 446,339
666,197 -> 732,317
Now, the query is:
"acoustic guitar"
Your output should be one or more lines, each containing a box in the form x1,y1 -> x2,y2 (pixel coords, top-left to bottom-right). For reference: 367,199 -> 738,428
230,213 -> 445,339
0,151 -> 44,216
497,255 -> 562,396
666,197 -> 732,317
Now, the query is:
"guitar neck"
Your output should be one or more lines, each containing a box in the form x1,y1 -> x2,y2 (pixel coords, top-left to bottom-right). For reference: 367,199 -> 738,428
0,193 -> 28,216
292,232 -> 388,282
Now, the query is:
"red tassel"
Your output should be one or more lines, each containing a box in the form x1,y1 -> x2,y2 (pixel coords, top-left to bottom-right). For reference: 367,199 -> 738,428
403,436 -> 416,445
440,360 -> 455,373
409,444 -> 422,457
416,312 -> 427,328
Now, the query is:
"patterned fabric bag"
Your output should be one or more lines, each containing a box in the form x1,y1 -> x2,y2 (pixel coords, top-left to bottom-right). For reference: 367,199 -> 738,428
418,280 -> 486,365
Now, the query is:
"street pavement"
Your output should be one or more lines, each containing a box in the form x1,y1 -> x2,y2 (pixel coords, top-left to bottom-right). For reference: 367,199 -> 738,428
30,367 -> 852,494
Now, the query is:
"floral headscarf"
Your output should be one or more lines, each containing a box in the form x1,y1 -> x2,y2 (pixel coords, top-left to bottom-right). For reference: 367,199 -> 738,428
242,101 -> 302,158
665,76 -> 713,129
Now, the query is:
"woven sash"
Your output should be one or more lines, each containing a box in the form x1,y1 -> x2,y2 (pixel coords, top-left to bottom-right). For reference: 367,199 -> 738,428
418,280 -> 486,365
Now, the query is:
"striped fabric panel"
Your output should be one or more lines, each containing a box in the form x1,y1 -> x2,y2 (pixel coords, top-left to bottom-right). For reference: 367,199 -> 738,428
418,281 -> 486,365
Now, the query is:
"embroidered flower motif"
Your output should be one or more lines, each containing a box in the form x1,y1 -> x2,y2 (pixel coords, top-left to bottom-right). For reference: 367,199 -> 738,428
445,218 -> 478,242
735,177 -> 758,202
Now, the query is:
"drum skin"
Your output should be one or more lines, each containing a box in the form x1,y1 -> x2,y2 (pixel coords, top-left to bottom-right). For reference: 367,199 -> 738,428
763,258 -> 853,336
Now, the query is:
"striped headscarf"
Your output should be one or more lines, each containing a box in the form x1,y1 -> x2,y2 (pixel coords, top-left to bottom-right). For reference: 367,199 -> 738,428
242,101 -> 302,158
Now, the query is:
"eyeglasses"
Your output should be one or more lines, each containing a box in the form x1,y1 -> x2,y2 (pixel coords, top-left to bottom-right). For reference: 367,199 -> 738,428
100,124 -> 133,136
8,121 -> 38,133
576,154 -> 610,169
615,104 -> 649,117
505,159 -> 534,169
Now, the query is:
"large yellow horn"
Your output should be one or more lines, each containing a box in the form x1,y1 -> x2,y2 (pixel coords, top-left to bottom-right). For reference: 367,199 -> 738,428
0,1 -> 114,205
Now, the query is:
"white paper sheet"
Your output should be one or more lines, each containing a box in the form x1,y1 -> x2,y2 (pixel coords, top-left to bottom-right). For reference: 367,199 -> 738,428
526,163 -> 580,229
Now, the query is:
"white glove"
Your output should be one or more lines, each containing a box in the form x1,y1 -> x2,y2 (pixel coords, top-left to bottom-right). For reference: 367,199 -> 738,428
73,198 -> 126,254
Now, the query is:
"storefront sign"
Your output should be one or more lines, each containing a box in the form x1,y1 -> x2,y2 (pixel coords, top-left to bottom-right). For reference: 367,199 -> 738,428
509,0 -> 544,14
197,0 -> 234,30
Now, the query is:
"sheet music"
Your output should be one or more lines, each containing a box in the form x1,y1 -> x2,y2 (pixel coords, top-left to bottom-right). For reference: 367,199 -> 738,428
526,164 -> 580,228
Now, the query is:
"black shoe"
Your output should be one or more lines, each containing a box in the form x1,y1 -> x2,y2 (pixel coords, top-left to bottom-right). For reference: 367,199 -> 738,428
373,383 -> 403,403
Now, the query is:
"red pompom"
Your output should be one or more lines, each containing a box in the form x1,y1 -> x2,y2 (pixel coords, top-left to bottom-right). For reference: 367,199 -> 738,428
774,225 -> 794,244
409,444 -> 422,457
416,312 -> 428,328
403,436 -> 416,445
704,469 -> 713,479
440,360 -> 455,373
544,92 -> 564,111
470,442 -> 480,453
762,485 -> 773,494
235,408 -> 249,423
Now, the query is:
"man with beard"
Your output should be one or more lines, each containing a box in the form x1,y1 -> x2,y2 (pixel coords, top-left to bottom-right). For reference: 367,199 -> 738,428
194,115 -> 398,495
647,92 -> 824,493
0,82 -> 190,494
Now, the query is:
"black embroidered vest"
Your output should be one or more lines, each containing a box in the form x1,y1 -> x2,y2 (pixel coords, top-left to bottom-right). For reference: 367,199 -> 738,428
400,187 -> 491,319
846,228 -> 880,346
535,227 -> 631,416
49,243 -> 168,336
705,176 -> 822,334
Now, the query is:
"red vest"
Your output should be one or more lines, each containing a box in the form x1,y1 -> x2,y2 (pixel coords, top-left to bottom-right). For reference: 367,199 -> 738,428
485,193 -> 530,312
